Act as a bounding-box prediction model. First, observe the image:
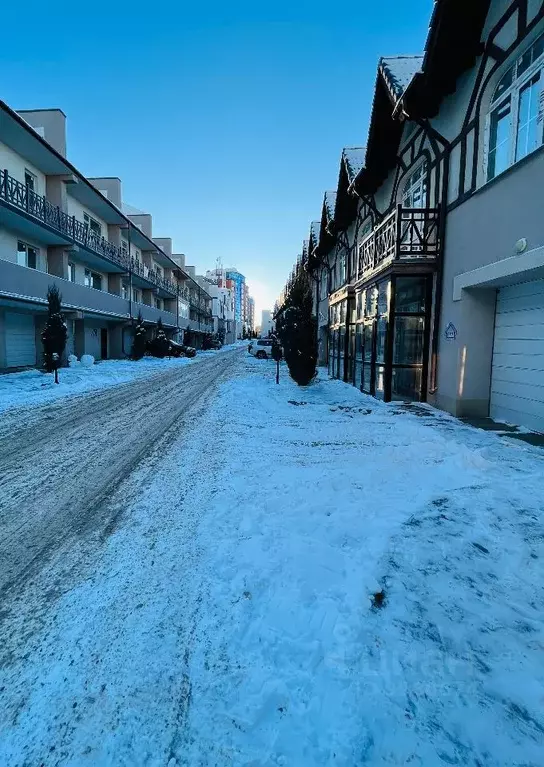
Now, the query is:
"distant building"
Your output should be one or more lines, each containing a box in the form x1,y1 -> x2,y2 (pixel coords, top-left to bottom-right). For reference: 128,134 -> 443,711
225,269 -> 246,334
261,310 -> 274,337
247,296 -> 255,334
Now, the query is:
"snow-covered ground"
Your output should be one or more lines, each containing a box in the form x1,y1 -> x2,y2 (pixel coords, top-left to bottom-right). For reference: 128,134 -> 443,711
0,345 -> 236,414
1,357 -> 543,766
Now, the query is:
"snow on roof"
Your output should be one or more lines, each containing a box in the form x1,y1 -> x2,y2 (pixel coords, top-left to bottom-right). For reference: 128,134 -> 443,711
324,191 -> 337,222
342,147 -> 366,182
379,55 -> 423,102
310,221 -> 320,245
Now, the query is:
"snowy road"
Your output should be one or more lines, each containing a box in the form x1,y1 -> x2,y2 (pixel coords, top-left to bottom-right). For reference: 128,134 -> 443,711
1,356 -> 544,766
0,348 -> 241,595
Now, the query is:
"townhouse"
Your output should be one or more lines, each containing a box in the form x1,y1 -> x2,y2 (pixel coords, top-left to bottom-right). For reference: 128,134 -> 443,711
0,101 -> 213,369
287,0 -> 544,432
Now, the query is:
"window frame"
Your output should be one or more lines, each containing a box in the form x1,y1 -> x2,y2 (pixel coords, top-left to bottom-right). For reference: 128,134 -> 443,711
67,261 -> 76,282
84,268 -> 102,291
24,169 -> 37,192
17,240 -> 39,269
83,212 -> 102,237
486,33 -> 544,181
401,160 -> 429,209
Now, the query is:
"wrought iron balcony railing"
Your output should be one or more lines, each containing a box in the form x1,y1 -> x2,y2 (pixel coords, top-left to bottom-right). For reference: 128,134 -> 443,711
0,169 -> 181,297
357,205 -> 439,280
0,169 -> 129,270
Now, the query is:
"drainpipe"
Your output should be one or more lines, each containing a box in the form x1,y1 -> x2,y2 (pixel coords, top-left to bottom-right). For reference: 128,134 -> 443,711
414,117 -> 451,395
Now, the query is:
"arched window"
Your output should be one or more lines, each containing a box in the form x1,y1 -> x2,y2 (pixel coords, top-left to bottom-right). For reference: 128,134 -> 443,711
402,161 -> 428,208
487,32 -> 544,181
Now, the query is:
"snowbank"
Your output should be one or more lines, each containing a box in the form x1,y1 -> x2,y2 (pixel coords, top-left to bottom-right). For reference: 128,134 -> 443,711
0,346 -> 237,415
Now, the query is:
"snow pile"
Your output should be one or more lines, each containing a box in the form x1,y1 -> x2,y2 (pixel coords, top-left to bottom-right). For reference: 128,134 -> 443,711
1,357 -> 543,765
0,350 -> 235,415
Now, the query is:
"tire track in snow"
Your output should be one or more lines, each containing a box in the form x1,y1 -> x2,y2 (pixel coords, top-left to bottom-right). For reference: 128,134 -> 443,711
0,349 -> 242,598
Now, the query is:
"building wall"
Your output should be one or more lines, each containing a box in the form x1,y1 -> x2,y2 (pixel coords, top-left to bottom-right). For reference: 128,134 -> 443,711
0,227 -> 48,271
0,141 -> 47,194
66,195 -> 109,237
436,147 -> 544,417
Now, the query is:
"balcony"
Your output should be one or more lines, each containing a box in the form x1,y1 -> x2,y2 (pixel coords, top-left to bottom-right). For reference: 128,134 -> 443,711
0,171 -> 179,297
356,205 -> 439,282
0,170 -> 128,270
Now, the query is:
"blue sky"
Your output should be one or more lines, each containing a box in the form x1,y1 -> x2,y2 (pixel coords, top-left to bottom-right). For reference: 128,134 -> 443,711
2,0 -> 433,320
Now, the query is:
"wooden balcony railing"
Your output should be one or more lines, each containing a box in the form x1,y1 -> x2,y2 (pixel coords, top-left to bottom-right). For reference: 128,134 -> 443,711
357,205 -> 439,280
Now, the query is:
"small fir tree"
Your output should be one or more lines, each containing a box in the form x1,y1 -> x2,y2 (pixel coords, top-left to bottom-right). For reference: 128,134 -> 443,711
148,318 -> 170,358
41,285 -> 67,384
131,312 -> 147,360
276,271 -> 317,386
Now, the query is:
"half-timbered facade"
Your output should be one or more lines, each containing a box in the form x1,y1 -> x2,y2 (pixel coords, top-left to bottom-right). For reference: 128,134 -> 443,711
299,0 -> 544,430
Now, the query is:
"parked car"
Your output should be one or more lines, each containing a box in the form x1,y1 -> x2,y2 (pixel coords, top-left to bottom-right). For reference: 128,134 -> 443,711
210,339 -> 222,350
168,340 -> 197,358
248,338 -> 274,359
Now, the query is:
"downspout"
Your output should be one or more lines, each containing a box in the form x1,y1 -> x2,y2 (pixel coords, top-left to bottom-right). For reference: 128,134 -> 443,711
414,116 -> 451,396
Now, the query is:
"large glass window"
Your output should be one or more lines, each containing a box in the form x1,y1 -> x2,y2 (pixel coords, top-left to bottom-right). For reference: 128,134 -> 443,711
393,317 -> 425,365
395,277 -> 427,313
488,100 -> 512,180
375,318 -> 387,364
402,162 -> 428,208
516,74 -> 540,162
487,33 -> 544,180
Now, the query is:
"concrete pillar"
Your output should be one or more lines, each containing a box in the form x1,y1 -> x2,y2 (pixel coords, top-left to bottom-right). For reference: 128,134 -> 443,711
45,176 -> 68,211
108,273 -> 122,296
107,224 -> 122,247
47,246 -> 69,279
142,289 -> 153,306
164,297 -> 176,314
74,319 -> 85,358
108,324 -> 123,359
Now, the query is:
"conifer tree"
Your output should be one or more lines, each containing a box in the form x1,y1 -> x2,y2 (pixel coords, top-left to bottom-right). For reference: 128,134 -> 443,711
131,312 -> 147,360
41,285 -> 67,384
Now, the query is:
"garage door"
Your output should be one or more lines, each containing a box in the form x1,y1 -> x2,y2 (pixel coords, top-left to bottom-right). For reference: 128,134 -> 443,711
490,280 -> 544,432
5,312 -> 37,368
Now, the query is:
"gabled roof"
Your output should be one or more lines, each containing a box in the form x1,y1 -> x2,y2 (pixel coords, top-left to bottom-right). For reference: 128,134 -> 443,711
379,56 -> 423,106
342,147 -> 366,183
333,147 -> 366,231
309,221 -> 321,250
403,0 -> 491,118
324,191 -> 337,223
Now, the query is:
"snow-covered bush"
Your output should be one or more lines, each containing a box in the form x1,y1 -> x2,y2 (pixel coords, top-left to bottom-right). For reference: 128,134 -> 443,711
80,354 -> 95,368
68,354 -> 80,367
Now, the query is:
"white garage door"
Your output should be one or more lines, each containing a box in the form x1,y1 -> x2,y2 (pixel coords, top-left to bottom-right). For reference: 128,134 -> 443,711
491,280 -> 544,432
5,312 -> 37,368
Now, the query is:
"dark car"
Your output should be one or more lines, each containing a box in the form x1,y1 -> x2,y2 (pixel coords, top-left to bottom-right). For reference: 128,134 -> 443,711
168,340 -> 197,358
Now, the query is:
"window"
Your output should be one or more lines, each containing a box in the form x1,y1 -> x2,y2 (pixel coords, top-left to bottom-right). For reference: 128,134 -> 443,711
122,282 -> 129,299
84,213 -> 102,237
132,288 -> 141,304
68,262 -> 76,282
84,269 -> 102,290
24,169 -> 37,192
17,241 -> 38,269
402,162 -> 428,208
487,33 -> 544,180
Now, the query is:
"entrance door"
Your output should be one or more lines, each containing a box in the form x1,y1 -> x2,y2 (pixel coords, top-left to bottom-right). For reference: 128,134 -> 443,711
100,328 -> 108,360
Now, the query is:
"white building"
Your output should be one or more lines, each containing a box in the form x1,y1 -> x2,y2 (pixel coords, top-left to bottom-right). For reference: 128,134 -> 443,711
260,309 -> 274,337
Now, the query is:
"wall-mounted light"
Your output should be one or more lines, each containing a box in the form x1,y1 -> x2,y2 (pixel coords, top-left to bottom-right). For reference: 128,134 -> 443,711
515,238 -> 527,254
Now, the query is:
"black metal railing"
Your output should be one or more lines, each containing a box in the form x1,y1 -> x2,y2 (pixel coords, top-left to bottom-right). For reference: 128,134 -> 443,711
357,205 -> 439,279
0,169 -> 180,295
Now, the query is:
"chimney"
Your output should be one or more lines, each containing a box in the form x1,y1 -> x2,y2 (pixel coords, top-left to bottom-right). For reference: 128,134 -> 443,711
172,253 -> 186,268
153,238 -> 172,257
18,109 -> 67,157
